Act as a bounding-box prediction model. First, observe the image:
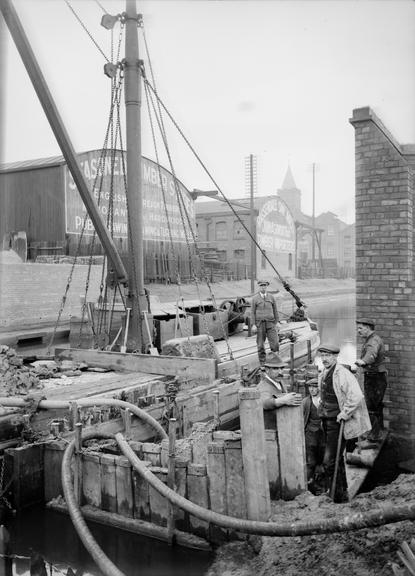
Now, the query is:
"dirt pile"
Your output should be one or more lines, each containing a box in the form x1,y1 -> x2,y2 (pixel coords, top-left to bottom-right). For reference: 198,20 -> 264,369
0,345 -> 46,395
206,473 -> 415,576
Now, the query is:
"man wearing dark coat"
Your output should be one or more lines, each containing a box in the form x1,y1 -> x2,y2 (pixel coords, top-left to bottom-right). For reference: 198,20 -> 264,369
355,318 -> 388,444
251,279 -> 280,367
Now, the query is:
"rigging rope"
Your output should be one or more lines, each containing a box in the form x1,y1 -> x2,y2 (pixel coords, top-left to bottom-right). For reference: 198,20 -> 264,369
144,79 -> 306,309
63,0 -> 110,63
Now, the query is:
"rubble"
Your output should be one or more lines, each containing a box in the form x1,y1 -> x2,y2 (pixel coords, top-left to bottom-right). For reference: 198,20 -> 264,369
206,473 -> 415,576
0,345 -> 45,395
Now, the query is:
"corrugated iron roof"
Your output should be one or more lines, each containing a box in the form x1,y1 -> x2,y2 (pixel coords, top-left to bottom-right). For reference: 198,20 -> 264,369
0,154 -> 66,173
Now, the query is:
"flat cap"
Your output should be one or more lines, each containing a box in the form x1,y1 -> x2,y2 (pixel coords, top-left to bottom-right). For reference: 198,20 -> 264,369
356,318 -> 375,329
307,378 -> 319,386
264,352 -> 287,368
257,279 -> 270,286
318,343 -> 340,354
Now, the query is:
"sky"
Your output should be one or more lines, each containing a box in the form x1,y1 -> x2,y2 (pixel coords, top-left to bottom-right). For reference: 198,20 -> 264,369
1,0 -> 415,225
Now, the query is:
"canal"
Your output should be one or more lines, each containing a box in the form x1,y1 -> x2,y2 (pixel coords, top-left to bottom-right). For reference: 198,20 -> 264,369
4,291 -> 356,576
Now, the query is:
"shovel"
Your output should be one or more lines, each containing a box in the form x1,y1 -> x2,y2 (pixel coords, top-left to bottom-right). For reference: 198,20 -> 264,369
144,311 -> 159,355
330,419 -> 345,500
120,307 -> 131,353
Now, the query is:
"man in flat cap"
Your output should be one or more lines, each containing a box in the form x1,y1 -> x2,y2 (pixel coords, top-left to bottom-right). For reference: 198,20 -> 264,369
251,279 -> 280,367
355,318 -> 387,445
318,343 -> 371,502
258,353 -> 302,429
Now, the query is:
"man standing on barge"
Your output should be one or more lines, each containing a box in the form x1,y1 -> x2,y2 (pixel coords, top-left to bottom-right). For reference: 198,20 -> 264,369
355,318 -> 388,445
251,280 -> 280,367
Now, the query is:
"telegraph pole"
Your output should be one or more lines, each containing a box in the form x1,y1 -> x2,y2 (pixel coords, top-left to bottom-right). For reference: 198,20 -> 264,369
245,155 -> 257,294
312,162 -> 316,274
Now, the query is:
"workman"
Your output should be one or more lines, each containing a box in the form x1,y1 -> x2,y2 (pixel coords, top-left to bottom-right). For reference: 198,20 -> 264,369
257,353 -> 302,429
355,318 -> 388,446
318,343 -> 371,503
251,280 -> 280,367
302,378 -> 325,494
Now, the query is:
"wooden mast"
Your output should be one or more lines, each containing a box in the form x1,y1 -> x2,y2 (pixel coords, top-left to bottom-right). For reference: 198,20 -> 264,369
123,0 -> 147,352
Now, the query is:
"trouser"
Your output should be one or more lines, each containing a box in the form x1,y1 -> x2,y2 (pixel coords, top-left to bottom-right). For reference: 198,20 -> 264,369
364,372 -> 387,440
256,320 -> 279,365
321,418 -> 348,503
305,429 -> 325,487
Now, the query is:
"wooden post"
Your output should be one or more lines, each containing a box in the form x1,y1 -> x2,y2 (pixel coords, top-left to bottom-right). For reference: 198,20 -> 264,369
5,444 -> 44,509
0,526 -> 12,576
149,467 -> 168,527
74,422 -> 83,504
44,439 -> 66,502
264,429 -> 280,499
132,460 -> 152,521
187,464 -> 209,539
116,455 -> 133,518
307,339 -> 312,363
124,408 -> 132,440
213,390 -> 220,429
238,388 -> 271,520
290,342 -> 296,391
142,443 -> 162,467
82,452 -> 101,507
207,441 -> 228,542
276,405 -> 307,500
167,418 -> 177,546
100,453 -> 117,513
69,401 -> 80,431
174,457 -> 189,532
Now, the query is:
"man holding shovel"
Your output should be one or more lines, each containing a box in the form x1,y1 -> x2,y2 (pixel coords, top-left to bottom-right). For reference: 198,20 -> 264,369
318,343 -> 371,503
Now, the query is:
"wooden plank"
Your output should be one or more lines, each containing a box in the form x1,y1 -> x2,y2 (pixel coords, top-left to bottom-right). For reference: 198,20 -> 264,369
5,444 -> 44,509
82,452 -> 101,507
47,501 -> 211,551
187,463 -> 209,539
55,348 -> 217,382
223,436 -> 246,521
132,460 -> 151,521
44,439 -> 66,502
100,453 -> 117,513
148,467 -> 169,527
207,441 -> 228,543
276,405 -> 307,500
346,430 -> 388,499
239,388 -> 270,520
142,443 -> 162,467
116,455 -> 133,518
174,457 -> 188,532
265,429 -> 280,500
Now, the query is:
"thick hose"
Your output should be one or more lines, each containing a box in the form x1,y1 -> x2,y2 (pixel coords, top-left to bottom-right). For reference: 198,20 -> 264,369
0,397 -> 167,440
62,431 -> 125,576
116,432 -> 415,537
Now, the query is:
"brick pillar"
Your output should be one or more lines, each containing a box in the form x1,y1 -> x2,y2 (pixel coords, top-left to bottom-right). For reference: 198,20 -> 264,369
350,107 -> 415,454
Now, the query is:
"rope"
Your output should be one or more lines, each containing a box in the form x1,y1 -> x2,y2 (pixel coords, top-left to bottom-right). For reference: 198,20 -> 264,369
64,0 -> 110,63
144,79 -> 306,308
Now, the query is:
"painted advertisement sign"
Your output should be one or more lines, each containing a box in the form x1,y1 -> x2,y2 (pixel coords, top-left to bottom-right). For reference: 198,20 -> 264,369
257,197 -> 295,253
64,150 -> 194,243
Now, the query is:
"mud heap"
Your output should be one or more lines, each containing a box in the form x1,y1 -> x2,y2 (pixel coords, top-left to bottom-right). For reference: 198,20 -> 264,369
0,345 -> 46,396
207,473 -> 415,576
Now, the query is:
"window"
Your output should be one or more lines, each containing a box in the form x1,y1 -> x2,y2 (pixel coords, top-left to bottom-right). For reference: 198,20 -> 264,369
288,253 -> 293,271
215,221 -> 227,240
217,250 -> 227,262
327,226 -> 335,237
234,249 -> 245,260
233,221 -> 245,240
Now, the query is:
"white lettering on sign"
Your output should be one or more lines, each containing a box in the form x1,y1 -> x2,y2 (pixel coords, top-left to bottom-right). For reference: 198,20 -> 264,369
256,197 -> 295,254
65,151 -> 194,242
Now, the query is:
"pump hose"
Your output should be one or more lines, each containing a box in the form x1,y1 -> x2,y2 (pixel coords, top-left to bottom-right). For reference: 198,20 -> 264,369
115,433 -> 415,537
62,431 -> 124,576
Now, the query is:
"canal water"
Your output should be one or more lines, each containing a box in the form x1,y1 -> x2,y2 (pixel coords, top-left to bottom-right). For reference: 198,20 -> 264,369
3,292 -> 356,576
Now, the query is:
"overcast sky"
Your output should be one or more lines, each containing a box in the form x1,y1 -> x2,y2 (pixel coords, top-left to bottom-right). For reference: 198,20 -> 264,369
1,0 -> 415,224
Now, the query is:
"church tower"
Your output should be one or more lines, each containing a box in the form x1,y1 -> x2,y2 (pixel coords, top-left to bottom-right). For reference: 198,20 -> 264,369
277,165 -> 302,216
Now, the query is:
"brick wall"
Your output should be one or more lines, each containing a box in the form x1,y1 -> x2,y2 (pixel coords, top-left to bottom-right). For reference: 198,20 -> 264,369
350,107 -> 415,450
